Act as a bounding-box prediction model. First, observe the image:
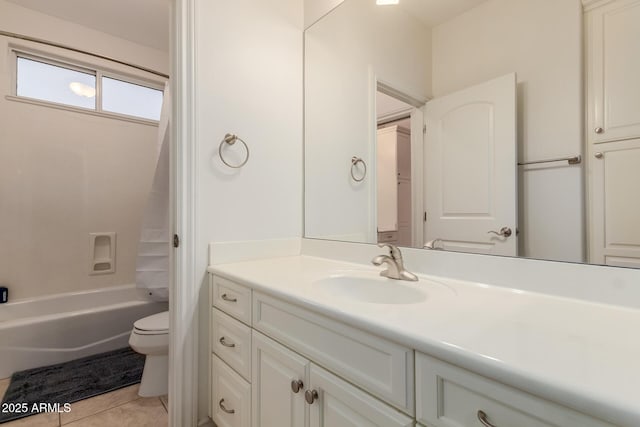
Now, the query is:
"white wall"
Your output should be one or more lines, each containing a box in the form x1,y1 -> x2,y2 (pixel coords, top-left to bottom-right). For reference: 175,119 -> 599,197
305,0 -> 343,28
432,0 -> 584,262
305,0 -> 431,243
0,1 -> 169,301
0,0 -> 168,74
194,0 -> 303,421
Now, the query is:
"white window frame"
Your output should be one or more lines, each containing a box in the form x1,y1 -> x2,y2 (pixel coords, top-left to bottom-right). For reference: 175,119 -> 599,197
9,48 -> 166,126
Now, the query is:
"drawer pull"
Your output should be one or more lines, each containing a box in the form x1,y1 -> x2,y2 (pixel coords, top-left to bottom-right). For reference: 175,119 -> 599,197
221,293 -> 237,302
219,337 -> 236,348
219,398 -> 235,414
291,379 -> 304,393
305,389 -> 319,404
477,410 -> 497,427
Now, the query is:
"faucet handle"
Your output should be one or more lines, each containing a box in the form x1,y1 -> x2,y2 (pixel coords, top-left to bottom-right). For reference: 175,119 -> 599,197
377,243 -> 402,260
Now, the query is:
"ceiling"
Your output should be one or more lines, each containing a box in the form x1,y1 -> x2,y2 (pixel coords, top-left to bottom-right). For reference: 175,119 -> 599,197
6,0 -> 170,52
398,0 -> 488,28
5,0 -> 487,53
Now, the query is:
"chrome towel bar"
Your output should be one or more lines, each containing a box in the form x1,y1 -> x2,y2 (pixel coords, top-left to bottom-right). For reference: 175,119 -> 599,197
518,155 -> 581,166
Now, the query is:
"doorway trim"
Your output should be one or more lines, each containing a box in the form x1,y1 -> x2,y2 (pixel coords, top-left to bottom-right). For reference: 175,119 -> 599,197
170,0 -> 199,426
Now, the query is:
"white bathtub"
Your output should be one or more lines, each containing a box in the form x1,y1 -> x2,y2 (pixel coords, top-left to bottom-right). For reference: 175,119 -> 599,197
0,285 -> 168,379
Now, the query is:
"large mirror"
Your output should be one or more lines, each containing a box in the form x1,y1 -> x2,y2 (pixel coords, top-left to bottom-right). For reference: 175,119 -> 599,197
304,0 -> 640,268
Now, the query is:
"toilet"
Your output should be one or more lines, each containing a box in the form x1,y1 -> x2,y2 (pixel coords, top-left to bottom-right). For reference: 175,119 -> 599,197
129,310 -> 169,397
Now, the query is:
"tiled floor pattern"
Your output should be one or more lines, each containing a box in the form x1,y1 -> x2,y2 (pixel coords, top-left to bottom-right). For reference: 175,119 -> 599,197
0,378 -> 167,427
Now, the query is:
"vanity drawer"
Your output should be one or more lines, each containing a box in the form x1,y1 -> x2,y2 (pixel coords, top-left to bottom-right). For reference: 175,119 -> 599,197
252,291 -> 414,414
212,275 -> 252,325
212,308 -> 252,381
416,352 -> 614,427
211,354 -> 251,427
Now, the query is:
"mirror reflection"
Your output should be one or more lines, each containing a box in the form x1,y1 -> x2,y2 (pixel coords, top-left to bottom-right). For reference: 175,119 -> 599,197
304,0 -> 640,268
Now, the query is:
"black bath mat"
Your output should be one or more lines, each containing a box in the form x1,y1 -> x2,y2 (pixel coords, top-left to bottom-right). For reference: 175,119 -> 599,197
0,347 -> 144,423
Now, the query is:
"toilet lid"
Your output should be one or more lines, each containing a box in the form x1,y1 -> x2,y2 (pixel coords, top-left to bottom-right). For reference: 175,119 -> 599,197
134,310 -> 169,332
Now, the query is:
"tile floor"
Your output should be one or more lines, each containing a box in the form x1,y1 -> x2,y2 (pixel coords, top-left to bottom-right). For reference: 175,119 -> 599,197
0,378 -> 167,427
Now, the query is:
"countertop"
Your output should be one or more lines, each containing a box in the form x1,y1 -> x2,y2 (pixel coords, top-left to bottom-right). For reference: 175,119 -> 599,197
208,255 -> 640,426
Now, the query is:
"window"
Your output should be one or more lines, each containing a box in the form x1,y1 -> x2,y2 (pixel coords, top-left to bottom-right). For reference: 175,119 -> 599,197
17,57 -> 96,109
102,77 -> 163,121
14,52 -> 164,122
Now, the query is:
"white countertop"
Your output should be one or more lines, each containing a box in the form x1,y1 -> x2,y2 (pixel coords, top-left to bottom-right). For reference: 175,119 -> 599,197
208,255 -> 640,426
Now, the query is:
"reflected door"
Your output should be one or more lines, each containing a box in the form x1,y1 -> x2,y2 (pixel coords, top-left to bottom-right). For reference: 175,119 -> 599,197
424,73 -> 517,256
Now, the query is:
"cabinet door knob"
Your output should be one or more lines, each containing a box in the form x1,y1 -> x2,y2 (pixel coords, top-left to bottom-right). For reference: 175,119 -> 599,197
305,389 -> 319,404
219,398 -> 235,415
595,127 -> 604,134
290,379 -> 304,393
477,410 -> 497,427
594,152 -> 604,159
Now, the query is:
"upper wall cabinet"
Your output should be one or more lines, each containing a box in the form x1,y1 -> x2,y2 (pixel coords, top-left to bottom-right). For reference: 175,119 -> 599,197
585,0 -> 640,143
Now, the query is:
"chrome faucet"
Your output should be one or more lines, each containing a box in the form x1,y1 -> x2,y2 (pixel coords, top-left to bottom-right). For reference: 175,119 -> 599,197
372,244 -> 418,281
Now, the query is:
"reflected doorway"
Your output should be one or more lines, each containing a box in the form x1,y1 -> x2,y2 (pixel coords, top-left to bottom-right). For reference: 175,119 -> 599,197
376,90 -> 420,248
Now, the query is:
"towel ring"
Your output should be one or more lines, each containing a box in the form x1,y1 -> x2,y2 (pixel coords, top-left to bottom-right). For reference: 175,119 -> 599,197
219,133 -> 249,168
351,156 -> 367,182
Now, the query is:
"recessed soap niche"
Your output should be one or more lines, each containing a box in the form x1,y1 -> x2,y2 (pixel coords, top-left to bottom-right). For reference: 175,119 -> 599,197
89,232 -> 116,275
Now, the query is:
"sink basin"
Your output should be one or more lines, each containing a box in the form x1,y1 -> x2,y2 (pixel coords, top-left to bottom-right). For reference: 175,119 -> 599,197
313,273 -> 428,305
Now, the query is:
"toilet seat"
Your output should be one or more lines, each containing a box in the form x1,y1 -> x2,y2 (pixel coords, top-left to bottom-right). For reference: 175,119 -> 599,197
133,311 -> 169,335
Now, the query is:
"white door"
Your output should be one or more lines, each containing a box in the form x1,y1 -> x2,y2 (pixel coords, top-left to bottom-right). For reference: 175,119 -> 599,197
308,364 -> 413,427
424,73 -> 517,256
252,331 -> 308,427
589,138 -> 640,267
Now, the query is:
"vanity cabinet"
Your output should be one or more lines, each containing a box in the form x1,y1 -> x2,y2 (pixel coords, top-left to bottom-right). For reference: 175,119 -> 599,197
211,273 -> 619,427
210,274 -> 414,427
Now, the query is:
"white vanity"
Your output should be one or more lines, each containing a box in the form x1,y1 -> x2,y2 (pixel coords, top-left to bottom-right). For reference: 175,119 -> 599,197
207,250 -> 639,427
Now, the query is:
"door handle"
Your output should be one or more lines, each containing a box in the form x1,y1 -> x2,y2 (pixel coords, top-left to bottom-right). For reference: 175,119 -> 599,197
487,227 -> 512,238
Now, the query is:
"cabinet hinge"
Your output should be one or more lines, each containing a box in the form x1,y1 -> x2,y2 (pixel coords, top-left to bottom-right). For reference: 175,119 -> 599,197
173,234 -> 180,248
424,211 -> 427,222
423,124 -> 427,134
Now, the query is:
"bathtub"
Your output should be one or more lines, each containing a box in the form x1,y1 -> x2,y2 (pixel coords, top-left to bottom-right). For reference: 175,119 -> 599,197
0,285 -> 168,379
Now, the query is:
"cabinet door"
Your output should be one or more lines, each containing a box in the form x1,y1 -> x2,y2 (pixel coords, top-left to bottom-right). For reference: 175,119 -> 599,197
588,138 -> 640,266
308,363 -> 413,427
252,331 -> 307,427
586,0 -> 640,143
